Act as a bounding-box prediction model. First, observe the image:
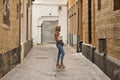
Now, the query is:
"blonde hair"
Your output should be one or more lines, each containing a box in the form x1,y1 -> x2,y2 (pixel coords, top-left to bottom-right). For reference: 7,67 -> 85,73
55,25 -> 61,31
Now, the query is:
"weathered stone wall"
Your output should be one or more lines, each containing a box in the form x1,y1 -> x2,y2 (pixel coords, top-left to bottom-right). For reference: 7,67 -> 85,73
0,0 -> 20,53
0,47 -> 20,78
95,0 -> 120,60
81,0 -> 120,79
0,0 -> 20,78
82,0 -> 89,43
67,0 -> 78,49
82,0 -> 96,44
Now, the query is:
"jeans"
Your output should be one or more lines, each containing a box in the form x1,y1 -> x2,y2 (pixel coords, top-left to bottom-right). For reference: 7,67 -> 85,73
56,43 -> 65,63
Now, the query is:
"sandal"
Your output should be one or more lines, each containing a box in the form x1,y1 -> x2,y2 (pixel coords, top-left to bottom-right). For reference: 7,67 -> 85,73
56,63 -> 60,68
60,64 -> 65,69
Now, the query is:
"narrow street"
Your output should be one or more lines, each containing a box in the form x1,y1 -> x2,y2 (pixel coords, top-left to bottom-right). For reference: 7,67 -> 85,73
0,44 -> 110,80
0,0 -> 120,79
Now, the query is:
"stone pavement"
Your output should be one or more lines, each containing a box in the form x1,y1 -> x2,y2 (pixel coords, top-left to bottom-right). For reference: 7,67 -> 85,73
0,44 -> 110,80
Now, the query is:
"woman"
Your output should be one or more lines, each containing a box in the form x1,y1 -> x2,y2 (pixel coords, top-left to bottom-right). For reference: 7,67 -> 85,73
54,25 -> 65,69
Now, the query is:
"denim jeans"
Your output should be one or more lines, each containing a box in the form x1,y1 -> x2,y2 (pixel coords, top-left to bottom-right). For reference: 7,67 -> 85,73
56,43 -> 65,63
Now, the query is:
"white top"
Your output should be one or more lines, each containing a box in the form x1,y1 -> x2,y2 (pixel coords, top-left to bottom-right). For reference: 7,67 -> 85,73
58,35 -> 62,40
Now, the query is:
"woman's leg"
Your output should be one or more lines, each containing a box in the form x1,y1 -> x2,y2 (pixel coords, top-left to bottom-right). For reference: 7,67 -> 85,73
57,50 -> 61,63
56,44 -> 61,68
56,50 -> 61,68
57,44 -> 65,68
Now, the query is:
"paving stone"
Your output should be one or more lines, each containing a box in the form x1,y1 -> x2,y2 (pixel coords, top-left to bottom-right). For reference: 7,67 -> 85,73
0,44 -> 110,80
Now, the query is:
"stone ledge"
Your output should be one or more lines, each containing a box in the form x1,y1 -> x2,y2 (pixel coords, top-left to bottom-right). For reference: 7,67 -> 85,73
94,51 -> 120,80
82,43 -> 120,80
82,43 -> 95,62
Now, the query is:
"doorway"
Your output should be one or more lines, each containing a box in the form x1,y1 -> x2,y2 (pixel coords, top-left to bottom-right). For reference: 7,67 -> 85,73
41,21 -> 58,44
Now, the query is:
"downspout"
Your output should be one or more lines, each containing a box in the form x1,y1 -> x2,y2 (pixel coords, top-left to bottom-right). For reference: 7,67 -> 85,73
20,0 -> 24,63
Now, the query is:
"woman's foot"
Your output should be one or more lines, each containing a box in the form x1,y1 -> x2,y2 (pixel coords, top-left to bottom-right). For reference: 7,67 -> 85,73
60,64 -> 65,69
56,63 -> 60,68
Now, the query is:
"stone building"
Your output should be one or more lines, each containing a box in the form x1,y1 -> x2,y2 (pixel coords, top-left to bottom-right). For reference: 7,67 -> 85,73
67,0 -> 120,80
0,0 -> 33,78
20,0 -> 33,62
32,0 -> 67,45
67,0 -> 78,50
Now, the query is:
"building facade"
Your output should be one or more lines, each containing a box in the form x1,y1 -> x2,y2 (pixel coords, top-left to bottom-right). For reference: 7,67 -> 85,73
32,0 -> 67,45
67,0 -> 120,80
20,0 -> 33,62
67,0 -> 79,50
0,0 -> 33,78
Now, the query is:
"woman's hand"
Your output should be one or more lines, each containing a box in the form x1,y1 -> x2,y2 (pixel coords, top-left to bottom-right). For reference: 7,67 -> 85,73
62,42 -> 64,46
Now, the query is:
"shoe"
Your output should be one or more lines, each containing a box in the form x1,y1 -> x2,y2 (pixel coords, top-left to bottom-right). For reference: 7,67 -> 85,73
60,64 -> 65,69
56,63 -> 60,68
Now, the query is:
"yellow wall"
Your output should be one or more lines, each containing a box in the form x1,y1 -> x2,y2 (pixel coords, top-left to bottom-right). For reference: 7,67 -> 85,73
68,0 -> 76,8
0,0 -> 20,53
95,0 -> 120,60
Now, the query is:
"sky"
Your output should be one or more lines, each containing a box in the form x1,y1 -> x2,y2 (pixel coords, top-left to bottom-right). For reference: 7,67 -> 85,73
34,0 -> 68,4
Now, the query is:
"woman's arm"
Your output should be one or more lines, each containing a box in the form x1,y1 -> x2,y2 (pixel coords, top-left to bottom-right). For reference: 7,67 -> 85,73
54,32 -> 59,42
54,32 -> 64,45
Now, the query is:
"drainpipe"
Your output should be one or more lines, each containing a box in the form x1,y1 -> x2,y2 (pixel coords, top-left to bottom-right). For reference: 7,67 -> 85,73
20,0 -> 24,63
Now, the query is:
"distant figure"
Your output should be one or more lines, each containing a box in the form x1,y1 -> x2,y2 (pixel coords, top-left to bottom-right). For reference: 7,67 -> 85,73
54,25 -> 65,69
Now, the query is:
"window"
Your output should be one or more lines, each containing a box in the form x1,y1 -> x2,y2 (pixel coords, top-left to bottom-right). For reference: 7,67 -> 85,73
3,0 -> 10,26
98,0 -> 101,10
114,0 -> 120,11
